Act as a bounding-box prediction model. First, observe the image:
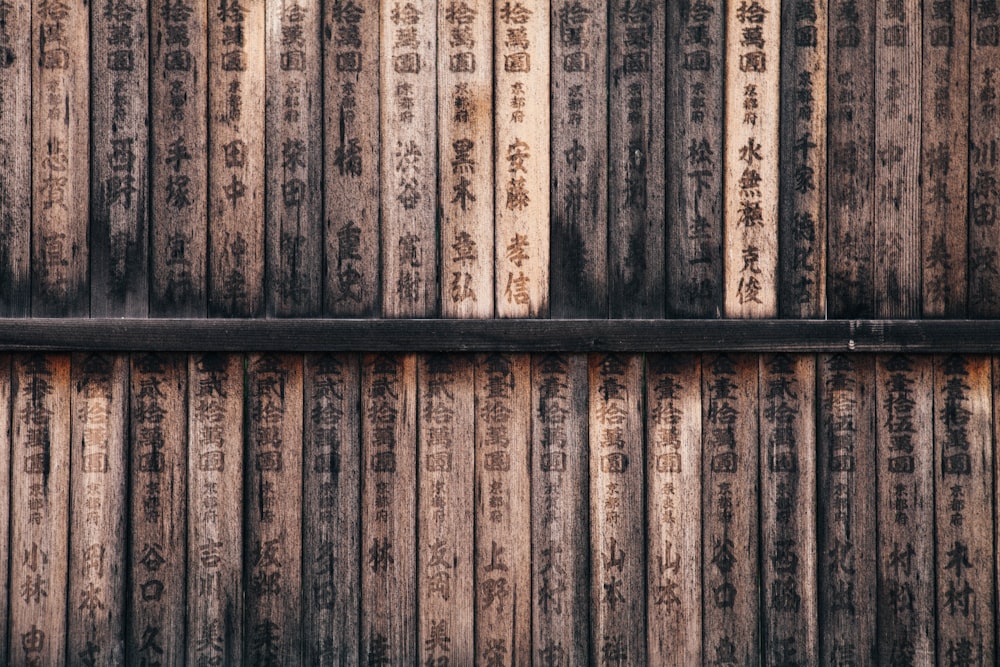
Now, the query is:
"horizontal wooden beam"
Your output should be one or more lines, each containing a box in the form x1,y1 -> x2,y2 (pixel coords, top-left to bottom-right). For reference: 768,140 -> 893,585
0,319 -> 998,352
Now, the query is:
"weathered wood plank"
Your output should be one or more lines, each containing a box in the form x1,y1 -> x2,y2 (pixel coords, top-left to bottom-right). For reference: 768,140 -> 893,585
417,354 -> 474,664
817,354 -> 876,666
90,0 -> 149,316
9,354 -> 70,665
360,354 -> 417,665
303,354 -> 360,666
701,353 -> 759,664
550,0 -> 607,318
0,355 -> 10,664
608,0 -> 664,317
438,0 -> 493,318
186,353 -> 243,666
666,0 -> 724,318
645,354 -> 701,665
381,0 -> 437,317
495,0 -> 549,317
128,353 -> 187,667
531,353 -> 589,665
208,0 -> 264,316
474,353 -> 531,665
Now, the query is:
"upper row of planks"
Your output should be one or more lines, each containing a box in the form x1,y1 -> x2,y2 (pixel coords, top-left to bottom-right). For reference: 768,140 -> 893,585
0,0 -> 995,319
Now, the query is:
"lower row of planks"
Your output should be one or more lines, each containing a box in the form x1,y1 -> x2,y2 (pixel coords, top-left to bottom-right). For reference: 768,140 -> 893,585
0,351 -> 994,665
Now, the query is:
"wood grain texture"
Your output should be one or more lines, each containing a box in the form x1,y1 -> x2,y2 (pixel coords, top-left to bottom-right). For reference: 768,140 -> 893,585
90,0 -> 149,317
266,0 -> 322,316
438,0 -> 493,318
208,0 -> 264,316
550,0 -> 607,318
645,354 -> 701,665
531,353 -> 589,665
495,0 -> 549,317
0,355 -> 10,664
608,0 -> 664,317
31,0 -> 89,316
474,353 -> 531,665
666,0 -> 724,318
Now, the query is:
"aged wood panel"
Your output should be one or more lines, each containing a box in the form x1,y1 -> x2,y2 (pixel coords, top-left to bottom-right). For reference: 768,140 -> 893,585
128,353 -> 187,667
417,355 -> 474,664
701,354 -> 759,664
550,0 -> 607,318
936,355 -> 995,664
817,354 -> 876,666
303,354 -> 360,666
245,354 -> 303,664
826,0 -> 875,317
0,0 -> 30,316
608,0 -> 664,317
381,0 -> 437,317
10,355 -> 70,665
922,0 -> 969,317
360,354 -> 417,665
666,0 -> 724,318
208,0 -> 265,316
438,0 -> 492,318
495,0 -> 549,318
0,355 -> 10,664
31,0 -> 89,316
90,0 -> 149,317
68,354 -> 127,664
779,0 -> 827,317
186,353 -> 243,667
531,353 -> 589,665
645,354 -> 701,665
760,354 -> 818,666
875,354 -> 934,664
150,0 -> 209,317
266,0 -> 322,316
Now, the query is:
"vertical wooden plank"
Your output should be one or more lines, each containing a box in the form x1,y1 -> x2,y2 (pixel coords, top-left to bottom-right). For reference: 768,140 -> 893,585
186,354 -> 243,667
324,0 -> 379,316
417,355 -> 474,664
922,0 -> 969,317
876,354 -> 934,664
150,0 -> 209,317
128,353 -> 187,667
68,354 -> 127,665
91,0 -> 149,316
701,354 -> 759,664
438,0 -> 493,317
666,0 -> 724,318
817,354 -> 876,666
0,355 -> 10,664
827,0 -> 875,316
608,0 -> 664,317
381,0 -> 437,317
266,0 -> 322,316
474,354 -> 531,665
589,354 -> 645,665
0,0 -> 30,315
645,354 -> 701,665
779,0 -> 827,317
244,354 -> 303,664
550,0 -> 607,318
208,0 -> 264,316
31,0 -> 89,316
360,354 -> 417,665
531,353 -> 589,665
303,354 -> 360,666
936,355 -> 995,663
874,0 -> 920,318
495,0 -> 549,318
968,2 -> 1000,316
9,354 -> 70,665
760,354 -> 818,665
724,0 -> 779,317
